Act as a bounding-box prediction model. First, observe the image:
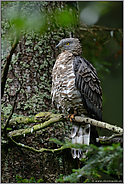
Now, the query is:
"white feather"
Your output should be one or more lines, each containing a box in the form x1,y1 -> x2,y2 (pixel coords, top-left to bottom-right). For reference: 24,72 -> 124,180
84,135 -> 90,145
71,124 -> 79,139
71,149 -> 77,159
76,127 -> 83,144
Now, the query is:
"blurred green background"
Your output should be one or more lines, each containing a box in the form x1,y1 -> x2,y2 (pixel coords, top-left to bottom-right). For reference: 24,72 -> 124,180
78,1 -> 123,136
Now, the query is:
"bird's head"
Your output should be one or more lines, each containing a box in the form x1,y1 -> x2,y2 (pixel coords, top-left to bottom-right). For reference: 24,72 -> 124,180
56,38 -> 82,55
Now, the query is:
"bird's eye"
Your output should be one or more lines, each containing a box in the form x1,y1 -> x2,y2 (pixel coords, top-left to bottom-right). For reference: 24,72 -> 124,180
66,43 -> 70,45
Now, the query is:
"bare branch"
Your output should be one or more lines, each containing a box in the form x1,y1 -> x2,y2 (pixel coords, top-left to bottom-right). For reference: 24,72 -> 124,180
100,133 -> 123,141
5,112 -> 123,152
8,112 -> 123,139
99,134 -> 123,144
74,116 -> 123,134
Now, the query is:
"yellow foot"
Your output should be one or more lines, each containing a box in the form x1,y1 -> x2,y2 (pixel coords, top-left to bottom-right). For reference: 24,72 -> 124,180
68,114 -> 75,122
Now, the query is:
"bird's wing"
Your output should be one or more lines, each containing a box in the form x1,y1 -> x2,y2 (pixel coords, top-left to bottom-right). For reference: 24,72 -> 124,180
73,56 -> 102,121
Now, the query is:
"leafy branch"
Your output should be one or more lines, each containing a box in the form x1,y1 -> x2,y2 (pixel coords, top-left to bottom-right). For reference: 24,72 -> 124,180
56,143 -> 123,182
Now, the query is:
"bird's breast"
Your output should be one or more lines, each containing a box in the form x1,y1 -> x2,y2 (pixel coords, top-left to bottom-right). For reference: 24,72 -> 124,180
51,51 -> 88,116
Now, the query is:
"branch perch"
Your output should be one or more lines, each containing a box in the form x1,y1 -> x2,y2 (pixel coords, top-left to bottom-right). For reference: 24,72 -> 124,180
8,112 -> 123,138
5,112 -> 123,154
9,113 -> 64,137
74,116 -> 123,134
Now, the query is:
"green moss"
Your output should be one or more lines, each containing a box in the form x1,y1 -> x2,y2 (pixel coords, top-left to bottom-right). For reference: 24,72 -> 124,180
1,103 -> 12,117
7,78 -> 13,83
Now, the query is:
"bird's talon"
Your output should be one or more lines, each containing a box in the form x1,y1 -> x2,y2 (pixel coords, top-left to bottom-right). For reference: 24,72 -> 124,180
68,114 -> 75,122
72,118 -> 75,121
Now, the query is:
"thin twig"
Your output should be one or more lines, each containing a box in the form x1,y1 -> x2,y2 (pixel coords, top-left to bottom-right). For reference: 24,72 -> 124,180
1,37 -> 19,98
3,86 -> 21,138
100,133 -> 123,141
79,25 -> 123,33
9,136 -> 69,153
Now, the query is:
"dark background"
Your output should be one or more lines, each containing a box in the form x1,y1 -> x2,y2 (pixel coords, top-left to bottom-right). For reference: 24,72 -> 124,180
79,1 -> 123,136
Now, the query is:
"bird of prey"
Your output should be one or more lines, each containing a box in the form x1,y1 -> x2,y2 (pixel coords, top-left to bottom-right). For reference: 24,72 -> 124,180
51,38 -> 102,159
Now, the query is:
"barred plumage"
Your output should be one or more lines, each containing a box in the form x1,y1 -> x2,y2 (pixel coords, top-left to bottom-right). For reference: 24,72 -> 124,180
51,38 -> 102,159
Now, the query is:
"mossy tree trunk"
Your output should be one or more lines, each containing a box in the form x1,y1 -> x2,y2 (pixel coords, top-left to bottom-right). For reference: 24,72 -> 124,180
1,1 -> 83,182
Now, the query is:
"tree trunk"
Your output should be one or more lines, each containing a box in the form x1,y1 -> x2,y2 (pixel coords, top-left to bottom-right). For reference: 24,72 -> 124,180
1,1 -> 82,182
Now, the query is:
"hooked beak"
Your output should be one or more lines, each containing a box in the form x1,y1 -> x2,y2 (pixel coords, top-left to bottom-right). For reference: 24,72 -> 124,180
56,42 -> 62,49
56,43 -> 60,48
